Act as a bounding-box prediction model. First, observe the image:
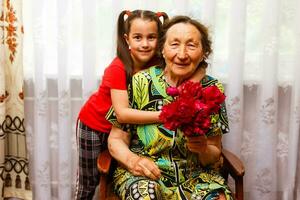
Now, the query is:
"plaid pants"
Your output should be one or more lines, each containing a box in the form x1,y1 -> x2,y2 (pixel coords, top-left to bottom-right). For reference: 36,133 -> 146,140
75,120 -> 108,200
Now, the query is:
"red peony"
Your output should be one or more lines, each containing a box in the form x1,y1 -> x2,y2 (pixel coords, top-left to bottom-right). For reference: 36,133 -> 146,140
159,80 -> 226,137
166,87 -> 179,97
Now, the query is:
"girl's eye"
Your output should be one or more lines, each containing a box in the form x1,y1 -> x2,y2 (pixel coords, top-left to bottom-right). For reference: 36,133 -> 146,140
148,36 -> 157,40
133,36 -> 141,40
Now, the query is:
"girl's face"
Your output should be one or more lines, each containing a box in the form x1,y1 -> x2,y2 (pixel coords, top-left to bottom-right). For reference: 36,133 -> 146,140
125,18 -> 158,70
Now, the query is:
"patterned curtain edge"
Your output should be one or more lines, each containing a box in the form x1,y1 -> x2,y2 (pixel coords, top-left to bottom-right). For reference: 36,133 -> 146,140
0,0 -> 32,199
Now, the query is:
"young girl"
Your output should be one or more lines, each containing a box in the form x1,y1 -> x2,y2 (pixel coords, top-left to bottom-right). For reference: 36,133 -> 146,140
75,10 -> 168,199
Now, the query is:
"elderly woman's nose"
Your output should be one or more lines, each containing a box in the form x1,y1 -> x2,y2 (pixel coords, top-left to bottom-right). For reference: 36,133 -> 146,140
177,46 -> 188,59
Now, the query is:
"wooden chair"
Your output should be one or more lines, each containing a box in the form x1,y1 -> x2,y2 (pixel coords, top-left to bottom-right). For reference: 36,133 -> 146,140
97,149 -> 245,200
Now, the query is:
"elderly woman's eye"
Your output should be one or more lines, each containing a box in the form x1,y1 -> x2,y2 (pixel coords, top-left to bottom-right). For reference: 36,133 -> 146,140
187,43 -> 197,48
170,43 -> 179,47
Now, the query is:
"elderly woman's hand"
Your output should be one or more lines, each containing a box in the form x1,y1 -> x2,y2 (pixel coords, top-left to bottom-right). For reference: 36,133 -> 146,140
127,155 -> 161,180
108,126 -> 161,180
186,135 -> 208,153
186,135 -> 222,166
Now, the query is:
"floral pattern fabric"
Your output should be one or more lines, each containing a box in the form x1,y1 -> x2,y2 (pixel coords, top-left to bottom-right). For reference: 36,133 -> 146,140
0,0 -> 32,199
107,66 -> 232,200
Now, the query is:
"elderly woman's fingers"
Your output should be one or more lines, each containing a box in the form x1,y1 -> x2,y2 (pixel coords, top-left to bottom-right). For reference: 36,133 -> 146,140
138,157 -> 161,180
147,165 -> 161,180
141,165 -> 160,180
186,141 -> 207,153
127,156 -> 145,176
186,135 -> 207,143
127,155 -> 161,179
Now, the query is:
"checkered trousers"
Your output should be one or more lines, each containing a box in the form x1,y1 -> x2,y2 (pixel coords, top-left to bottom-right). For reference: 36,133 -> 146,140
75,120 -> 108,200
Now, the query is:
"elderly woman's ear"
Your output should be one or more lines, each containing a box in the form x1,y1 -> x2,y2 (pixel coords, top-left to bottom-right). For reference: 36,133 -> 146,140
161,49 -> 165,58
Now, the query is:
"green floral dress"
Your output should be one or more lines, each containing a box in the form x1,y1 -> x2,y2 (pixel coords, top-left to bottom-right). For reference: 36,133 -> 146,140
106,66 -> 232,200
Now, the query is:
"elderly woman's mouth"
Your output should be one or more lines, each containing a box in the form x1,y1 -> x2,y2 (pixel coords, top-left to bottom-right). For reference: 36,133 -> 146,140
174,63 -> 189,67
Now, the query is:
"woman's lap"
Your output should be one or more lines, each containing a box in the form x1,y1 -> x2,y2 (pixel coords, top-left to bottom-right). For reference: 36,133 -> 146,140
125,179 -> 161,200
113,168 -> 233,200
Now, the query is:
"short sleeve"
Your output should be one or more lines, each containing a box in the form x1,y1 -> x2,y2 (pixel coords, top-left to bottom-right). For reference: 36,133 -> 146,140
206,81 -> 230,137
102,59 -> 127,90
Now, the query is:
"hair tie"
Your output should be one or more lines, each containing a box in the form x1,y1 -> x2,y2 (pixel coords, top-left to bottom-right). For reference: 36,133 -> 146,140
125,10 -> 131,17
156,12 -> 163,17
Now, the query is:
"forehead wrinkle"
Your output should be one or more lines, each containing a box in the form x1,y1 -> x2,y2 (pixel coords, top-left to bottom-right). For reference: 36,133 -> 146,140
166,24 -> 201,43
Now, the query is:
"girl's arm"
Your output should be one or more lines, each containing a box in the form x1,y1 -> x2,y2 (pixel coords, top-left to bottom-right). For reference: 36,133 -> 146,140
111,89 -> 160,124
108,126 -> 161,180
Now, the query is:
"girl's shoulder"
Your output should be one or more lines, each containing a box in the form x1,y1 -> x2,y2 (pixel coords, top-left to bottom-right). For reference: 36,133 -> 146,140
109,57 -> 125,68
103,57 -> 125,74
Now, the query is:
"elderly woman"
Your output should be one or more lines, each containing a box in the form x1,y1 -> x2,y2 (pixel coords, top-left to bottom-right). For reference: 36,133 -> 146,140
107,16 -> 232,200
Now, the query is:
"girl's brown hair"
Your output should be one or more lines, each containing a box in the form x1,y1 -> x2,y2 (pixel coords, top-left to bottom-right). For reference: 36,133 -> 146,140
117,10 -> 168,84
158,15 -> 212,69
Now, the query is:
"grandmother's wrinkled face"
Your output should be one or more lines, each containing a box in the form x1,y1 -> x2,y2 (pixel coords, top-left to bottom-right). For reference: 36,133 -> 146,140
162,23 -> 204,79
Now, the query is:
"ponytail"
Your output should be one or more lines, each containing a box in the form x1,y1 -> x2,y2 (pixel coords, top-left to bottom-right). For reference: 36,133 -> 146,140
156,12 -> 168,25
117,10 -> 133,82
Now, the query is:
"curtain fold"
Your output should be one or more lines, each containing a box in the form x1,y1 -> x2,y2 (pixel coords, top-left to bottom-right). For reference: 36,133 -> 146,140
56,0 -> 72,199
22,0 -> 300,199
289,0 -> 300,197
30,0 -> 52,198
0,0 -> 32,199
81,0 -> 97,100
251,0 -> 279,199
222,0 -> 246,155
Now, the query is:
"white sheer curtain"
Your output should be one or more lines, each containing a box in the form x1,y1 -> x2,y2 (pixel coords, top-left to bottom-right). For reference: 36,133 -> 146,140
22,0 -> 300,199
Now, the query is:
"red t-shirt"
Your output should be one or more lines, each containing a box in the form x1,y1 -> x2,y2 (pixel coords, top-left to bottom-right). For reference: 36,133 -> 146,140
78,57 -> 127,133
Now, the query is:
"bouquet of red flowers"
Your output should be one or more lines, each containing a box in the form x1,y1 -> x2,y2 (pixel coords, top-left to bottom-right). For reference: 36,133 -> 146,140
159,80 -> 226,136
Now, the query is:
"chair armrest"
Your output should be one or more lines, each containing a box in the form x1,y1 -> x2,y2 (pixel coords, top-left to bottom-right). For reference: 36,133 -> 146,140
97,149 -> 112,174
222,149 -> 245,200
222,149 -> 245,178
